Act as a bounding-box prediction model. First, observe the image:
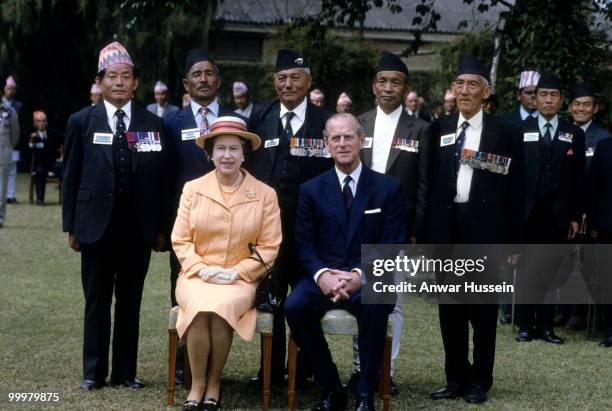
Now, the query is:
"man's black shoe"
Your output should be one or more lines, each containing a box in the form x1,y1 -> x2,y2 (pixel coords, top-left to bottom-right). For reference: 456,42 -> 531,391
175,369 -> 185,386
36,199 -> 45,206
6,197 -> 18,204
464,384 -> 487,404
499,313 -> 512,325
80,379 -> 106,390
541,330 -> 564,345
599,336 -> 612,347
312,386 -> 348,411
110,378 -> 145,390
354,393 -> 375,411
430,383 -> 463,400
516,329 -> 532,342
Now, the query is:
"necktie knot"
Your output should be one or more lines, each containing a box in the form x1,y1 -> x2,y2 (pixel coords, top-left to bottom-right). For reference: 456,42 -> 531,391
199,107 -> 209,116
545,122 -> 552,129
460,121 -> 469,131
116,109 -> 125,120
285,111 -> 295,122
344,175 -> 352,186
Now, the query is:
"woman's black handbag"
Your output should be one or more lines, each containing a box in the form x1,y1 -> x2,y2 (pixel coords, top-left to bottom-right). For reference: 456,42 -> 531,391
248,243 -> 282,313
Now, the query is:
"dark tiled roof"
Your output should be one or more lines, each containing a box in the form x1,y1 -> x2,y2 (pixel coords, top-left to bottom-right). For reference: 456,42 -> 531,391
216,0 -> 507,34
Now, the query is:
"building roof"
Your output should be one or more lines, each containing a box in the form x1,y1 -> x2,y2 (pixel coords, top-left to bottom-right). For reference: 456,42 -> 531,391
216,0 -> 508,34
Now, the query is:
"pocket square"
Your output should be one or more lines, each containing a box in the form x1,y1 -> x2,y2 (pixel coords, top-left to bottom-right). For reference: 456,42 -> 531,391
566,149 -> 574,156
364,208 -> 381,214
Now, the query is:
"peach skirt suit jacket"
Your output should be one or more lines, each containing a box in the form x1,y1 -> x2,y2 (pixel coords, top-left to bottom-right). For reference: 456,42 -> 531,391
172,169 -> 282,341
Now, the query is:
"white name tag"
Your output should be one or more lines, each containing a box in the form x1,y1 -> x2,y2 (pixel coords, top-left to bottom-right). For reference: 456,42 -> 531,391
523,132 -> 539,142
586,147 -> 595,157
558,132 -> 573,143
93,132 -> 113,145
440,133 -> 455,147
181,128 -> 200,141
363,137 -> 373,149
364,208 -> 381,214
34,142 -> 44,149
264,138 -> 279,148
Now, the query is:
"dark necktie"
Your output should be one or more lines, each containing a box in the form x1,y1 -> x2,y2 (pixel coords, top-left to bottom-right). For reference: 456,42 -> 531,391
116,109 -> 126,140
543,122 -> 552,145
283,112 -> 295,141
454,121 -> 469,173
343,175 -> 353,212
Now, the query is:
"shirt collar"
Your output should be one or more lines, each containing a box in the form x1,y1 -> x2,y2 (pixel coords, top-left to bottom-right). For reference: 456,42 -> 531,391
538,114 -> 558,132
519,105 -> 538,120
191,98 -> 219,118
579,120 -> 592,133
103,99 -> 132,121
280,97 -> 307,121
376,104 -> 403,120
335,161 -> 363,187
458,108 -> 483,130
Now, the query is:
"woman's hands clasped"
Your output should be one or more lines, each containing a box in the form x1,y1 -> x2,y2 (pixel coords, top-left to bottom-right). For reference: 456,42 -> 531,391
198,267 -> 240,285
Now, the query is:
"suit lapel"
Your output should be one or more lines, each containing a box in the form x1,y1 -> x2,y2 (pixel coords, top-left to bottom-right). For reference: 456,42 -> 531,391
266,102 -> 282,165
347,167 -> 374,244
360,110 -> 376,167
91,104 -> 114,169
386,110 -> 415,173
323,170 -> 348,238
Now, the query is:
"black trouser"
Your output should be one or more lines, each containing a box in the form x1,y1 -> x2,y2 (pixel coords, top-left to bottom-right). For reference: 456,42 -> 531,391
516,199 -> 566,333
438,203 -> 499,392
80,202 -> 151,382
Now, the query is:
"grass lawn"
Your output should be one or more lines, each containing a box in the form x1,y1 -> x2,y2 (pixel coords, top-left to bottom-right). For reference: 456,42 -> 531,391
0,173 -> 610,410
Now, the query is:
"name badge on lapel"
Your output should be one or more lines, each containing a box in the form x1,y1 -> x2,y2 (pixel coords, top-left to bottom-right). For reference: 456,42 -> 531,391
93,132 -> 113,145
586,147 -> 595,157
460,148 -> 512,175
440,133 -> 455,147
181,128 -> 200,141
363,137 -> 373,149
558,132 -> 573,143
264,138 -> 279,148
523,132 -> 539,142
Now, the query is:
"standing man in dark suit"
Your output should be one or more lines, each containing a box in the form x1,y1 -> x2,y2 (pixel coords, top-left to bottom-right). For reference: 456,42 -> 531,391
164,48 -> 235,385
514,72 -> 585,345
62,42 -> 170,391
502,70 -> 540,127
0,103 -> 19,228
248,49 -> 333,383
146,81 -> 179,120
404,91 -> 431,123
3,75 -> 23,204
355,51 -> 430,395
285,113 -> 405,411
28,110 -> 62,205
426,55 -> 524,404
586,137 -> 612,347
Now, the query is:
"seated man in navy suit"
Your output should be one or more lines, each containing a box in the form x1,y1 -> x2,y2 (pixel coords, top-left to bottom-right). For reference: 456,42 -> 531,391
285,113 -> 406,411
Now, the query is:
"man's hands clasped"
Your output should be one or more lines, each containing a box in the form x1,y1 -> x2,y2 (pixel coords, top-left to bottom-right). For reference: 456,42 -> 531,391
318,269 -> 361,303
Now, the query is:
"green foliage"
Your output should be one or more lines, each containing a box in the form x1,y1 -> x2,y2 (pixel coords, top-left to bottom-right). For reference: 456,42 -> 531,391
279,25 -> 379,114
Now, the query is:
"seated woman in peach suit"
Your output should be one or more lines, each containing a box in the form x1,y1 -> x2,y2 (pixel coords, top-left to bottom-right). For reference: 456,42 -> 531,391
172,116 -> 282,411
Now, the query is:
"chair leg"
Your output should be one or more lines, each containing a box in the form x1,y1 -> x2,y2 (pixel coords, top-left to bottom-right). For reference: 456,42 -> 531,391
379,335 -> 392,411
184,347 -> 192,390
261,332 -> 272,411
167,329 -> 178,406
287,334 -> 298,411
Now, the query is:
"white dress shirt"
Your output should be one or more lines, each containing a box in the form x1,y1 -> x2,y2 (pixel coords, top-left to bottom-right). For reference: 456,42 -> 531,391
156,104 -> 165,117
190,98 -> 219,130
103,99 -> 132,133
280,97 -> 307,134
454,109 -> 484,203
538,114 -> 559,140
579,120 -> 592,134
520,105 -> 538,121
372,105 -> 402,173
313,162 -> 363,284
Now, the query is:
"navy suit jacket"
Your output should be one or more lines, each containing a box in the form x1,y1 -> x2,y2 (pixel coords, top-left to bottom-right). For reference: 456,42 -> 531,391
296,165 -> 406,279
584,121 -> 612,171
147,103 -> 180,120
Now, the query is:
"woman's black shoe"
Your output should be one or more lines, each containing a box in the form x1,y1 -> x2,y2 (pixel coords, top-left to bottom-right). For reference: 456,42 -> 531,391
202,390 -> 222,411
182,399 -> 201,410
